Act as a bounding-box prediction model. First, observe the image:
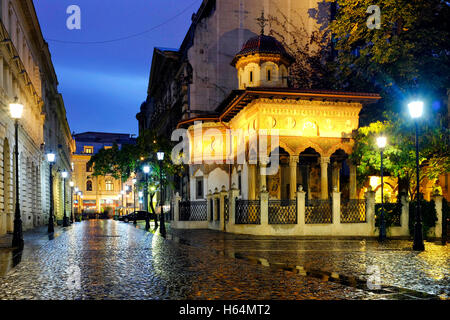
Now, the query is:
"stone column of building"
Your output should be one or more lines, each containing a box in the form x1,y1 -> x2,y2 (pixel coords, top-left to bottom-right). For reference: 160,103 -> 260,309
320,157 -> 330,200
248,164 -> 257,200
289,156 -> 299,200
349,162 -> 357,199
332,162 -> 341,192
259,156 -> 269,192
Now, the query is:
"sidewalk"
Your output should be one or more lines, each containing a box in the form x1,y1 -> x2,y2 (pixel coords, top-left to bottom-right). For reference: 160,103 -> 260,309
0,225 -> 65,277
142,224 -> 449,299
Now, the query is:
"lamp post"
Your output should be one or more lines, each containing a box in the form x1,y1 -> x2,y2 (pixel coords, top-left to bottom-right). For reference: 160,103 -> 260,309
143,165 -> 150,230
120,190 -> 125,216
61,171 -> 69,227
132,178 -> 137,212
408,100 -> 425,251
47,152 -> 56,233
69,181 -> 74,223
10,98 -> 24,249
138,191 -> 143,210
157,151 -> 166,237
376,136 -> 387,242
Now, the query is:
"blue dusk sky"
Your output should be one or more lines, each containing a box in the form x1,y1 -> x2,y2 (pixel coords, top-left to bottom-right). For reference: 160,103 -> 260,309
34,0 -> 201,135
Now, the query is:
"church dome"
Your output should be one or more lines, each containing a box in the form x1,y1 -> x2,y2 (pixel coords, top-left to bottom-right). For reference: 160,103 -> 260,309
231,34 -> 294,67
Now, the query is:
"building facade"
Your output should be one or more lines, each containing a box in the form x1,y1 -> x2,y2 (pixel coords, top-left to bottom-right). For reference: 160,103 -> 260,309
137,0 -> 331,201
71,132 -> 136,215
0,0 -> 74,235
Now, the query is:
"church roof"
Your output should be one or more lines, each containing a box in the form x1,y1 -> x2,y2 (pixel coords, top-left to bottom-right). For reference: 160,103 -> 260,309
231,34 -> 295,66
176,88 -> 381,128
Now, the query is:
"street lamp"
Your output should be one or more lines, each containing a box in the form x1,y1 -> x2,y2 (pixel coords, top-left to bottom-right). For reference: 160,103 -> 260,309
143,165 -> 151,229
376,136 -> 387,242
408,100 -> 425,251
132,178 -> 137,212
61,171 -> 69,227
10,98 -> 24,249
157,151 -> 166,237
47,152 -> 56,233
69,181 -> 74,223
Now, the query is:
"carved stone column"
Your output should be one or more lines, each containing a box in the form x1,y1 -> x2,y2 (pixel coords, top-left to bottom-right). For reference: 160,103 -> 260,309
332,162 -> 341,192
289,156 -> 299,200
248,164 -> 257,200
260,156 -> 269,192
320,157 -> 330,199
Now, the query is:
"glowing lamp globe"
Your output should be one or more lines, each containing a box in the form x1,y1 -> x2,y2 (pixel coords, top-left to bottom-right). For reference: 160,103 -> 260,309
143,166 -> 150,174
61,171 -> 68,179
376,136 -> 387,149
69,181 -> 74,187
47,153 -> 56,163
9,102 -> 24,119
408,101 -> 424,119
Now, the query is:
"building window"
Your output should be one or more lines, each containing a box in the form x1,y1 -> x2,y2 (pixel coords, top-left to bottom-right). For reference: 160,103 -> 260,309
86,180 -> 93,191
250,71 -> 253,83
84,146 -> 94,154
196,178 -> 203,199
104,146 -> 112,150
105,180 -> 113,191
267,69 -> 271,81
86,162 -> 93,172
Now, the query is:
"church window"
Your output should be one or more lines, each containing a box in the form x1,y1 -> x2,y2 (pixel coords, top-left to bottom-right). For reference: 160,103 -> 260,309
267,69 -> 271,81
250,71 -> 253,83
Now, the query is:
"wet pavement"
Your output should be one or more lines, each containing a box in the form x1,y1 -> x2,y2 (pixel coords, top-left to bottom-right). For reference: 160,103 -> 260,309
161,227 -> 449,299
0,220 -> 447,300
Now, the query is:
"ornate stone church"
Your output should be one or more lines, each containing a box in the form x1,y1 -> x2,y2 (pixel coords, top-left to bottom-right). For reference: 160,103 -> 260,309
177,23 -> 380,203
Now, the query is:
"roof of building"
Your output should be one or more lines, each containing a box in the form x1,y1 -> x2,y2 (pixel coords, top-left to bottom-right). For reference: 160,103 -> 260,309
231,34 -> 295,66
177,87 -> 382,128
73,132 -> 136,144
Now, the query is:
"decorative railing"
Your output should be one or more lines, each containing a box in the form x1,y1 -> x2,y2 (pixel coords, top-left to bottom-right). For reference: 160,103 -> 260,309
235,199 -> 261,224
305,199 -> 332,224
179,200 -> 207,221
268,200 -> 297,224
224,196 -> 229,222
341,199 -> 366,223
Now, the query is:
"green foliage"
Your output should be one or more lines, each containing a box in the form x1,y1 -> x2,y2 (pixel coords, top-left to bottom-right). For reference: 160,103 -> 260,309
351,112 -> 450,198
87,129 -> 184,199
375,202 -> 402,229
408,200 -> 438,239
329,0 -> 450,113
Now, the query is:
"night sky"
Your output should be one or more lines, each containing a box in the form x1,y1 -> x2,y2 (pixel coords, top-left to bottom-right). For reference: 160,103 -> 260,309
34,0 -> 200,135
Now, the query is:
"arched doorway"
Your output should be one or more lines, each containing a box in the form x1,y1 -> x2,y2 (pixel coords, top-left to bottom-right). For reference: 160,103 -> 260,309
266,147 -> 290,200
330,149 -> 350,199
298,148 -> 321,200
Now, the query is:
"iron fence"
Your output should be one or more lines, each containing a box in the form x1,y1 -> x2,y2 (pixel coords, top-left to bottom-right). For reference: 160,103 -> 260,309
269,200 -> 297,224
235,199 -> 261,224
224,196 -> 229,222
179,200 -> 207,221
341,199 -> 366,223
305,199 -> 332,224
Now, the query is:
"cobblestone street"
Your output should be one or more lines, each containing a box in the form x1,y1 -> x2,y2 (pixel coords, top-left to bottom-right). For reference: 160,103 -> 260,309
0,220 -> 448,300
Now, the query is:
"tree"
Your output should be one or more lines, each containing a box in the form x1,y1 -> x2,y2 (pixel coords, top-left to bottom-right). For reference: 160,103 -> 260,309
351,112 -> 450,199
268,5 -> 334,89
329,0 -> 450,118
